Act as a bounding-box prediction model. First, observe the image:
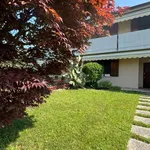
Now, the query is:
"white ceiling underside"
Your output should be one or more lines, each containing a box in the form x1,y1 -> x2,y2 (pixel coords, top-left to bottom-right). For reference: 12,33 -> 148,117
82,50 -> 150,61
115,7 -> 150,23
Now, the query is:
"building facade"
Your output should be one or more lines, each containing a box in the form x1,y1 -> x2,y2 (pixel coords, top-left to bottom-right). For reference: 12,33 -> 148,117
82,2 -> 150,89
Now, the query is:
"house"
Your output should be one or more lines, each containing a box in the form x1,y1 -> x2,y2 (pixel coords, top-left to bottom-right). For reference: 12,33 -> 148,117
82,2 -> 150,89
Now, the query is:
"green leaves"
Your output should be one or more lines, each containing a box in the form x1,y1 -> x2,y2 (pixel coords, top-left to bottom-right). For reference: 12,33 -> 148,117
82,62 -> 103,87
65,56 -> 85,89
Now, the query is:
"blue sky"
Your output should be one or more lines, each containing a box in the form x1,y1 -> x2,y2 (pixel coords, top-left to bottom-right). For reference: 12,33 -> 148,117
116,0 -> 150,6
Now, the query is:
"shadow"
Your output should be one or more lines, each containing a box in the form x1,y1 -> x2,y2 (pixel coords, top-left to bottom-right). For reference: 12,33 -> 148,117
68,87 -> 145,95
95,88 -> 143,95
0,116 -> 35,149
120,90 -> 143,95
109,89 -> 143,95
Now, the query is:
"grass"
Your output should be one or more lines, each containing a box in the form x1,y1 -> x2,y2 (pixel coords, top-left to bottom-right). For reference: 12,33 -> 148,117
132,133 -> 150,144
133,120 -> 150,128
0,89 -> 139,150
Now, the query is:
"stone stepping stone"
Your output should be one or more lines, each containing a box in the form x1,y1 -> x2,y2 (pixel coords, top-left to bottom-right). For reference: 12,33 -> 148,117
134,116 -> 150,125
132,125 -> 150,138
139,101 -> 150,105
136,110 -> 150,115
127,138 -> 150,150
140,96 -> 150,99
139,98 -> 150,102
137,105 -> 150,110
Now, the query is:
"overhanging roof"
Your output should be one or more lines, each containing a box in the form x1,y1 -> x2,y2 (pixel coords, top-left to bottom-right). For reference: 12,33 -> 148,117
82,50 -> 150,61
115,2 -> 150,23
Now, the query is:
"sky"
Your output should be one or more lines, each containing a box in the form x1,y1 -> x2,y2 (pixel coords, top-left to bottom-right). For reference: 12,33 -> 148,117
116,0 -> 150,7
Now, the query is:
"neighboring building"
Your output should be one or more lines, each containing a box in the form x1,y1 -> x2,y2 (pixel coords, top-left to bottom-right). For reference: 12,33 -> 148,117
82,2 -> 150,89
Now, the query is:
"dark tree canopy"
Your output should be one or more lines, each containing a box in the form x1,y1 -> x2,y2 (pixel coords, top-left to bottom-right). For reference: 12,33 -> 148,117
0,0 -> 127,127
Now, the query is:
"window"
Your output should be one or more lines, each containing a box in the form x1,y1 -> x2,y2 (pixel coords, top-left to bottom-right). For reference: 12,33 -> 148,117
110,23 -> 118,35
102,60 -> 111,74
97,60 -> 119,77
131,16 -> 150,31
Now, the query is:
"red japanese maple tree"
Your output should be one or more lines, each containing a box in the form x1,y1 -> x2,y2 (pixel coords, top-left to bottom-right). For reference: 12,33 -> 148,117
0,0 -> 127,127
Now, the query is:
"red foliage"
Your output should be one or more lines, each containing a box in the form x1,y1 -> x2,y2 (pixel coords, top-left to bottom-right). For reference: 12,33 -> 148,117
0,0 -> 126,127
48,84 -> 69,91
0,68 -> 50,128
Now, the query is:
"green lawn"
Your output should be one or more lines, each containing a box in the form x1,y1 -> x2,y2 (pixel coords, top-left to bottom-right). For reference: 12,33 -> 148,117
0,90 -> 139,150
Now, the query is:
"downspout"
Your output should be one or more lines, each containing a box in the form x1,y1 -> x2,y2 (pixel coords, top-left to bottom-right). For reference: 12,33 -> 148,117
117,32 -> 119,51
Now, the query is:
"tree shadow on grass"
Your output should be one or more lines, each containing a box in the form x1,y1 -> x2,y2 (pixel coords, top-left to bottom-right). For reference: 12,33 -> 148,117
0,116 -> 35,149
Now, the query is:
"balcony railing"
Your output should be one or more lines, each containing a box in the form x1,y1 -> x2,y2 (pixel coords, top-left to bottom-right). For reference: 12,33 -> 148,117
85,28 -> 150,54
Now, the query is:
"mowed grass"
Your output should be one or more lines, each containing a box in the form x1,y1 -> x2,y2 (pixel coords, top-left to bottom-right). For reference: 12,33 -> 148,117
0,90 -> 139,150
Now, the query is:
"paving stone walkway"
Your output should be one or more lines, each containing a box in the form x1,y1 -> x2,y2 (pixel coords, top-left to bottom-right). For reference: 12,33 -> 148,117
127,95 -> 150,150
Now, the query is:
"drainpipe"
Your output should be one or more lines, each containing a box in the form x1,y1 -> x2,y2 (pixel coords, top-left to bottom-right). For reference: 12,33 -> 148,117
117,32 -> 119,51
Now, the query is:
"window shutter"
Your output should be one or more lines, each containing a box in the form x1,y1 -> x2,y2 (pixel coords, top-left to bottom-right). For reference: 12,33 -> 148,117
131,19 -> 139,31
110,23 -> 118,35
139,16 -> 150,30
111,60 -> 119,77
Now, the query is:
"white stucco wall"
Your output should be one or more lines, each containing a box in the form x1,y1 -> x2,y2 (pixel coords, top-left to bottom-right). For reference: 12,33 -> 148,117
102,58 -> 140,89
118,20 -> 131,34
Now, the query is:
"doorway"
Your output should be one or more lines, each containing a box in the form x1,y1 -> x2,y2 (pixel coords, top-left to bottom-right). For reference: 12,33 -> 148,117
143,63 -> 150,88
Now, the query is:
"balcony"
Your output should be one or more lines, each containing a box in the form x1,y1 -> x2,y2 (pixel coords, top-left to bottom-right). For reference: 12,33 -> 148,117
85,28 -> 150,55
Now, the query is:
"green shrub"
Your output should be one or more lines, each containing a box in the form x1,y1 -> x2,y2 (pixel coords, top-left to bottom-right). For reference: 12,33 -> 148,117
64,56 -> 85,89
97,80 -> 112,89
82,62 -> 103,88
110,86 -> 121,91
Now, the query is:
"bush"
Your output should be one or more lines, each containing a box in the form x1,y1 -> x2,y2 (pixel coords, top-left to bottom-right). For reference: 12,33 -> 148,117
64,56 -> 85,89
110,86 -> 121,91
82,62 -> 103,88
97,80 -> 112,89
